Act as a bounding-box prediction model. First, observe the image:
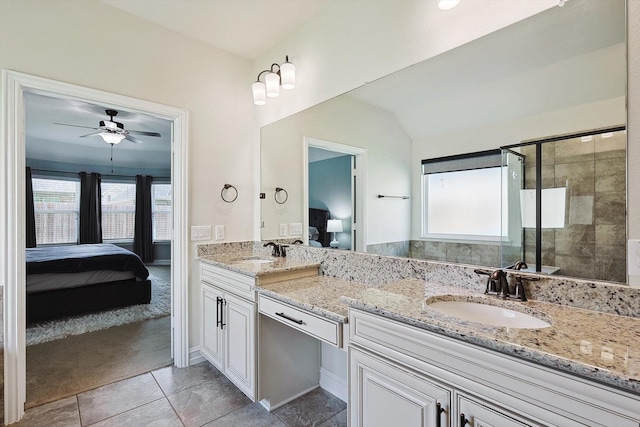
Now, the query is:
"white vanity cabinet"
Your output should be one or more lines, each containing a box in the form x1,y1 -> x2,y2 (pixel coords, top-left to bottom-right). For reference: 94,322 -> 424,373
348,308 -> 640,427
200,263 -> 256,400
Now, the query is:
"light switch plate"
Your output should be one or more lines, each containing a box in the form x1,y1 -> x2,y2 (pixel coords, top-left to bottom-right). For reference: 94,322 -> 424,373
289,223 -> 303,235
215,225 -> 225,241
628,239 -> 640,276
279,223 -> 288,237
191,225 -> 211,241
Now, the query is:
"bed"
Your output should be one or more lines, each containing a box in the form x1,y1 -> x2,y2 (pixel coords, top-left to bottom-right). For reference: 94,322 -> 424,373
26,243 -> 151,323
309,208 -> 331,247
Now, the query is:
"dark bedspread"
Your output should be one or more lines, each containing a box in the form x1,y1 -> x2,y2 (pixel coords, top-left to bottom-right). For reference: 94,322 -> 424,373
26,243 -> 149,280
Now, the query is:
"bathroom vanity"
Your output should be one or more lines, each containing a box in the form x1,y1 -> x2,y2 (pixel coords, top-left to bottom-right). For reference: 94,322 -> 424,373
198,244 -> 640,426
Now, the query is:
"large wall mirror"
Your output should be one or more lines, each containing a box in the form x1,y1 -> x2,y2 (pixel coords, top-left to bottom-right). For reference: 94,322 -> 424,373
261,0 -> 627,283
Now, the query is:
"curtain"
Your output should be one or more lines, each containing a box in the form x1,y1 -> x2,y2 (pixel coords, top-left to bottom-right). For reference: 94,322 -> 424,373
26,167 -> 37,248
134,175 -> 153,262
79,172 -> 103,244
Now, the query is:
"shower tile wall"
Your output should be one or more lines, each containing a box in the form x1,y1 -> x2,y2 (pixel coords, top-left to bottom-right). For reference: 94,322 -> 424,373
522,131 -> 626,283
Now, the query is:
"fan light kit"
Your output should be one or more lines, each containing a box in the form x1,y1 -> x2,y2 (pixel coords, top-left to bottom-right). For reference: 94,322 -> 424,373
252,55 -> 295,105
54,109 -> 162,145
437,0 -> 460,10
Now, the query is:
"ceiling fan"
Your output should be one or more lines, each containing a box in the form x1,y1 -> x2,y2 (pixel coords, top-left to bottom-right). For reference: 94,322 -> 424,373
54,109 -> 161,145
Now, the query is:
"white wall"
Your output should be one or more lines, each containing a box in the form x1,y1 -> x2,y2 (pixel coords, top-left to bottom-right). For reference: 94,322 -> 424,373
0,0 -> 255,346
252,0 -> 558,127
261,95 -> 412,245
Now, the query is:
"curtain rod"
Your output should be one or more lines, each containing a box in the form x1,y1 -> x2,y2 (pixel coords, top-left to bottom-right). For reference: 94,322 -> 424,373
28,167 -> 169,180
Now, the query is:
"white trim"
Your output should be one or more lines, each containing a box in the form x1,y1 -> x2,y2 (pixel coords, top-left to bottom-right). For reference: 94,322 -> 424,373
189,346 -> 206,366
319,367 -> 348,403
303,137 -> 367,252
1,70 -> 190,424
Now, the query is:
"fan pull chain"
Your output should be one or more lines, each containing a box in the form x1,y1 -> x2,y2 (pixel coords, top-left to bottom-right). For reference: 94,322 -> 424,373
110,144 -> 114,174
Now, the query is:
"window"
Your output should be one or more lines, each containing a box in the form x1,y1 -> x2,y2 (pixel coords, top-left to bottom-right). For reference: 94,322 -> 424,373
33,177 -> 80,244
101,182 -> 136,241
422,150 -> 504,240
152,183 -> 172,241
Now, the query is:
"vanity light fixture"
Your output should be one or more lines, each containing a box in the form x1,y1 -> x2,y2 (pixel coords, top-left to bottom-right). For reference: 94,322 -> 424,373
327,219 -> 343,248
437,0 -> 460,10
252,55 -> 296,105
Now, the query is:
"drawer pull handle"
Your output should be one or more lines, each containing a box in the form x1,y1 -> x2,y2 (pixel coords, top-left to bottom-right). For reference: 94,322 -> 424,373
435,402 -> 445,427
276,312 -> 304,325
460,413 -> 469,426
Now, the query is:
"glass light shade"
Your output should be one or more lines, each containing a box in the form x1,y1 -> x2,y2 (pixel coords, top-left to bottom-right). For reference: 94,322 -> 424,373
437,0 -> 460,10
265,72 -> 280,97
280,61 -> 296,89
326,219 -> 343,233
252,81 -> 266,105
99,132 -> 125,145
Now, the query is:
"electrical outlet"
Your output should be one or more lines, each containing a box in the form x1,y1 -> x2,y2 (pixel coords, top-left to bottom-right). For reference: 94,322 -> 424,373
289,223 -> 303,235
628,239 -> 640,276
190,225 -> 211,241
279,223 -> 288,237
215,225 -> 225,241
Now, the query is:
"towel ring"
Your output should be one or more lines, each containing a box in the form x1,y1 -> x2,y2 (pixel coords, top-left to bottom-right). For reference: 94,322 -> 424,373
221,184 -> 238,203
274,187 -> 288,204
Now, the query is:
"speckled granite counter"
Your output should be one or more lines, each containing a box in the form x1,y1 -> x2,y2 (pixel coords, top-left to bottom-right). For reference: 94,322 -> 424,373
196,245 -> 640,396
197,253 -> 320,279
341,278 -> 640,396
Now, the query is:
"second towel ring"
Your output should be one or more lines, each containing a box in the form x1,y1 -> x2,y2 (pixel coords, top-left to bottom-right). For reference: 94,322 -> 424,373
274,187 -> 288,204
221,184 -> 238,203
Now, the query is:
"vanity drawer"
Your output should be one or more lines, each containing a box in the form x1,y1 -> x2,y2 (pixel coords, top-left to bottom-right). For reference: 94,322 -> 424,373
201,263 -> 256,302
259,295 -> 342,347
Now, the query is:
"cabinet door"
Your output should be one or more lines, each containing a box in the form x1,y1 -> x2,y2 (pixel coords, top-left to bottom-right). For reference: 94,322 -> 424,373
201,284 -> 224,371
457,394 -> 539,427
224,292 -> 256,400
350,348 -> 450,427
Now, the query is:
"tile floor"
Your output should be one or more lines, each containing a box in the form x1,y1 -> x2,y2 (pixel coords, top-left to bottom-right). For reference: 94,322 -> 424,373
13,361 -> 347,427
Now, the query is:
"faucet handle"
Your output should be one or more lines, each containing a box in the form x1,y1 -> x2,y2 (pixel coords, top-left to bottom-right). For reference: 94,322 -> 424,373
279,245 -> 288,257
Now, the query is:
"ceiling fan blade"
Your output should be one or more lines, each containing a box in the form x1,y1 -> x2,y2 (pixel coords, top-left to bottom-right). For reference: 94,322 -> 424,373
125,134 -> 145,144
127,130 -> 161,137
53,123 -> 99,131
79,132 -> 102,138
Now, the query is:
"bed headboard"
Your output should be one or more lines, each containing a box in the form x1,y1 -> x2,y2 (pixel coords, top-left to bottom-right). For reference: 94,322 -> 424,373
309,208 -> 331,247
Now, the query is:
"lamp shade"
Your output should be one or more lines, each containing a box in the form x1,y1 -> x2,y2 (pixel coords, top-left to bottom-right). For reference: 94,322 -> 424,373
280,61 -> 296,89
100,132 -> 125,145
326,219 -> 343,233
252,81 -> 266,105
265,72 -> 280,97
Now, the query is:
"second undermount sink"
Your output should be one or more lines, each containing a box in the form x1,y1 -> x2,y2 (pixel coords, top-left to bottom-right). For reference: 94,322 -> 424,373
427,300 -> 551,329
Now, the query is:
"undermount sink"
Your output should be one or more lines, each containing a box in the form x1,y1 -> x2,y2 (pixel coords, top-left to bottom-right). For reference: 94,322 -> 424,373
427,300 -> 551,329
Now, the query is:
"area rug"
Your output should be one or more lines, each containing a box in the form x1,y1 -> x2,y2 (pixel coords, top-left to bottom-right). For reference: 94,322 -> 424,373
26,274 -> 171,346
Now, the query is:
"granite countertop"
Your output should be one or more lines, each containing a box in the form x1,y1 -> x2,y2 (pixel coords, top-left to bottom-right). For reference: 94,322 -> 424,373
197,253 -> 320,278
198,256 -> 640,395
341,278 -> 640,396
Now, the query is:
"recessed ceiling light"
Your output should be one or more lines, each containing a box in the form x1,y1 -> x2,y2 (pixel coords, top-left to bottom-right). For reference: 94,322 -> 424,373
437,0 -> 461,11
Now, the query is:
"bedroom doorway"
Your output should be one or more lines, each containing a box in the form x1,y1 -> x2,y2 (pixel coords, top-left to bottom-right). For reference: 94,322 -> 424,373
2,71 -> 189,424
303,137 -> 367,252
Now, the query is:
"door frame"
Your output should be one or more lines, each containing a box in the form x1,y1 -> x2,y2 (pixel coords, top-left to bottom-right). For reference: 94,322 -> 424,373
1,70 -> 190,424
303,137 -> 367,251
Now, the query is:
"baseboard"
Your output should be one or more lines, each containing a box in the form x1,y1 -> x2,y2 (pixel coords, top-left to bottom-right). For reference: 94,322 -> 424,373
189,347 -> 206,366
147,260 -> 171,266
260,384 -> 320,412
320,367 -> 348,403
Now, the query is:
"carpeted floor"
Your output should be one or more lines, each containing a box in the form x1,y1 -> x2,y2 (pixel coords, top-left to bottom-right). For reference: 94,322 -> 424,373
26,315 -> 172,409
26,273 -> 171,346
